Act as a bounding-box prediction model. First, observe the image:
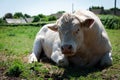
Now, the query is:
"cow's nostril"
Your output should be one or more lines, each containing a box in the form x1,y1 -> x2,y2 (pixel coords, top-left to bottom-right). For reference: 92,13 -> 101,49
61,46 -> 64,51
68,45 -> 72,50
61,44 -> 72,52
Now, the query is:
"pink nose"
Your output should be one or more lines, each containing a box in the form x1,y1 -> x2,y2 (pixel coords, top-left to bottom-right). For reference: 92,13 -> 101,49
61,44 -> 72,53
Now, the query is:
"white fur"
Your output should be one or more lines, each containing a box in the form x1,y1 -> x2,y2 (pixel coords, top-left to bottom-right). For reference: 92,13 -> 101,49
28,24 -> 69,66
29,10 -> 112,67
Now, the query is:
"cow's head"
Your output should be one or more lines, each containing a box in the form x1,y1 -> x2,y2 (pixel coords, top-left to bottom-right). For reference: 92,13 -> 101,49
48,13 -> 94,56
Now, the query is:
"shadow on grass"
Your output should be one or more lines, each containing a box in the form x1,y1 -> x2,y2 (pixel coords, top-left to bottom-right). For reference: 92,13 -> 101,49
62,66 -> 102,79
39,57 -> 105,79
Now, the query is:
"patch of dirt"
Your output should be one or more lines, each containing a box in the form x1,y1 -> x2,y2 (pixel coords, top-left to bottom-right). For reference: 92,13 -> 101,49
101,66 -> 120,80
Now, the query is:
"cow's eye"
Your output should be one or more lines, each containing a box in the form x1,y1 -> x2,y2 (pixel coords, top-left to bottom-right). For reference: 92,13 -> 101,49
73,29 -> 79,35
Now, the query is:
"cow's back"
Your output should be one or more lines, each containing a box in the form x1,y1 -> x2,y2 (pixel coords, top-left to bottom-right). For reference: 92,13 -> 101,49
74,10 -> 111,53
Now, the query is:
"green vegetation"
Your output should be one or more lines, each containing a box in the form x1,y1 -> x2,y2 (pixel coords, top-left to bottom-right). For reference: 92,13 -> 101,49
48,16 -> 57,21
32,16 -> 40,22
6,61 -> 23,77
3,13 -> 13,19
1,13 -> 120,30
32,15 -> 57,22
13,12 -> 24,19
89,6 -> 104,9
0,21 -> 55,27
99,15 -> 120,29
1,12 -> 57,24
0,25 -> 120,79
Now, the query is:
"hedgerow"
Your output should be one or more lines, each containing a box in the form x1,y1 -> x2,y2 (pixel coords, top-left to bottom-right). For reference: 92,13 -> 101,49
99,15 -> 120,29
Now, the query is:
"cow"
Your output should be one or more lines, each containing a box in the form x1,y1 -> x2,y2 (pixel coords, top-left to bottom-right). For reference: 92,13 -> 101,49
28,10 -> 112,67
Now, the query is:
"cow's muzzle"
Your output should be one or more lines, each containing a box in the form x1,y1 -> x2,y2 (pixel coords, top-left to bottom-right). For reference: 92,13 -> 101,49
61,44 -> 75,56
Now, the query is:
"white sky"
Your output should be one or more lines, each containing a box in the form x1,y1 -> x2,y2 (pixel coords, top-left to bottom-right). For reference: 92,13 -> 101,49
0,0 -> 120,17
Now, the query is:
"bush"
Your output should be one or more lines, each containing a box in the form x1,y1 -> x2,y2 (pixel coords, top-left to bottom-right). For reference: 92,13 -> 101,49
99,15 -> 120,29
0,18 -> 6,24
33,16 -> 40,22
38,14 -> 46,18
48,16 -> 57,21
40,17 -> 48,21
0,22 -> 51,27
6,61 -> 23,77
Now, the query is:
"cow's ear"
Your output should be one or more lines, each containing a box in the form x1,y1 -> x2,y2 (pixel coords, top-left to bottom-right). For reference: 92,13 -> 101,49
74,14 -> 94,28
48,24 -> 58,31
81,18 -> 94,28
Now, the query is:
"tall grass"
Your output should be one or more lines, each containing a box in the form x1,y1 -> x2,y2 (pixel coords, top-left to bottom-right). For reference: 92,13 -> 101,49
99,15 -> 120,29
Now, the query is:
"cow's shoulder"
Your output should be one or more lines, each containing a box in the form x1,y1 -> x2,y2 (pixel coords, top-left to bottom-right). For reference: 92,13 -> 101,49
36,24 -> 55,36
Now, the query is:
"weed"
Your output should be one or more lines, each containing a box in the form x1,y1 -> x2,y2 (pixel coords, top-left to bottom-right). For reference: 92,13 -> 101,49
5,61 -> 23,77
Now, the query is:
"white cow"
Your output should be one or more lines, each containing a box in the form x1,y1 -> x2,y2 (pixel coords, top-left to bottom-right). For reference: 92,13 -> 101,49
29,10 -> 112,67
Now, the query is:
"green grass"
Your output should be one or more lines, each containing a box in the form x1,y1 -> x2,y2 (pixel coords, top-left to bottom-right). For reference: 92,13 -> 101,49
0,26 -> 120,80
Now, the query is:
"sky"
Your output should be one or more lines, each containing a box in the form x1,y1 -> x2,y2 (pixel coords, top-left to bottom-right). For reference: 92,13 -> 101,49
0,0 -> 120,17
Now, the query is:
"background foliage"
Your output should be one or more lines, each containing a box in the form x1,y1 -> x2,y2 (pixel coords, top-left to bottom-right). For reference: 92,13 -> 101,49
99,15 -> 120,29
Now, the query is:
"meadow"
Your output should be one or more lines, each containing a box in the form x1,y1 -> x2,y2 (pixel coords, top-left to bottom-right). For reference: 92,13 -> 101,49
0,26 -> 120,80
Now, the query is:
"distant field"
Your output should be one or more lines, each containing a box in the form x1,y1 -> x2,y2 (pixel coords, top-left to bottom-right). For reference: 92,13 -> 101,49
0,26 -> 120,80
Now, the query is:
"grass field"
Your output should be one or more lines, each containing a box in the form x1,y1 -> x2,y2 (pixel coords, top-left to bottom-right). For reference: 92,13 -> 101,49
0,26 -> 120,80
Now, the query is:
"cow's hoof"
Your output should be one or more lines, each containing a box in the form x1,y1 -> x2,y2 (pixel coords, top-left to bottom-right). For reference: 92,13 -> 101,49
58,59 -> 69,67
28,54 -> 38,63
100,52 -> 112,67
100,60 -> 112,67
100,57 -> 112,67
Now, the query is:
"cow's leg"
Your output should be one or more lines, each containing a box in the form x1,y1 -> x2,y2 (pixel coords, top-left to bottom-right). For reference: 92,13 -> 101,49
100,52 -> 112,67
51,50 -> 69,67
28,37 -> 42,63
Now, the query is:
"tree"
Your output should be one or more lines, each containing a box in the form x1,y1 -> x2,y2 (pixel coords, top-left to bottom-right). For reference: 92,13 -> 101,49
48,16 -> 56,21
14,12 -> 24,18
57,11 -> 65,14
24,14 -> 31,18
38,14 -> 46,18
37,14 -> 49,21
3,13 -> 13,20
0,18 -> 5,23
32,16 -> 40,22
110,7 -> 120,10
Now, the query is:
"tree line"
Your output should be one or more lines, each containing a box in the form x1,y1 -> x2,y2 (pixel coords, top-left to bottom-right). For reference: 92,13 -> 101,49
0,12 -> 60,24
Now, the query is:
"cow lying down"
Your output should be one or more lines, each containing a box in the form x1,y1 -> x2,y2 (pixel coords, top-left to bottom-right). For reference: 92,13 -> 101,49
29,10 -> 112,67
